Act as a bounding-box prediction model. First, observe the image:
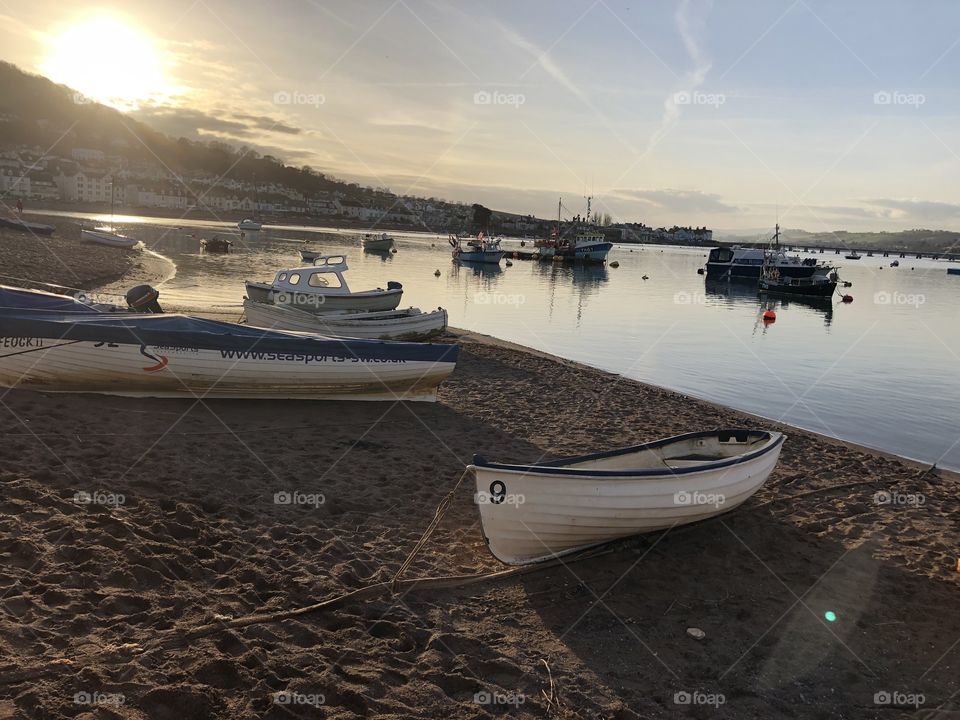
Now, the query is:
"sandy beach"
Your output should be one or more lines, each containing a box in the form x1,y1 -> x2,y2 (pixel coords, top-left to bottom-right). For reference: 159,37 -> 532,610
0,225 -> 958,719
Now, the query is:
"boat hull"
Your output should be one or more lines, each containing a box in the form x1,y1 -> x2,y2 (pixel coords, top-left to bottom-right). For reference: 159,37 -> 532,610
0,218 -> 54,235
453,250 -> 505,264
362,238 -> 394,251
80,229 -> 138,248
706,262 -> 820,279
245,282 -> 403,312
758,279 -> 837,297
243,300 -> 448,340
471,430 -> 785,564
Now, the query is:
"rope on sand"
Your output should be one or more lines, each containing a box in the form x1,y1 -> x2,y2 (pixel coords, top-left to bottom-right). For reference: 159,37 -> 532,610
389,467 -> 473,592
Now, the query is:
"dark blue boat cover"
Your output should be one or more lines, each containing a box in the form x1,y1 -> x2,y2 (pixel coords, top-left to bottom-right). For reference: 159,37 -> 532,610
0,286 -> 458,363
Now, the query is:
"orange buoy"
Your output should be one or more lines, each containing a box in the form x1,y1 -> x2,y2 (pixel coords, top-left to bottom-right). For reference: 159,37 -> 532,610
762,309 -> 776,323
841,294 -> 853,303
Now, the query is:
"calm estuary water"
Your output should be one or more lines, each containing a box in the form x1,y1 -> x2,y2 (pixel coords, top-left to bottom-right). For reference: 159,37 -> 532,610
56,213 -> 960,470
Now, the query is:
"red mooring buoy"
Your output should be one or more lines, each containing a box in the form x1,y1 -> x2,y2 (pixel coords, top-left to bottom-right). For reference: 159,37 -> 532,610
762,309 -> 776,323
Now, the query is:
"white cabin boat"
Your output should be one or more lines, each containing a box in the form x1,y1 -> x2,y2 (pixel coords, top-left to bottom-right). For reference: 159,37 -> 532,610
361,233 -> 394,251
245,255 -> 403,313
243,300 -> 447,340
238,218 -> 262,231
471,429 -> 785,565
80,227 -> 139,249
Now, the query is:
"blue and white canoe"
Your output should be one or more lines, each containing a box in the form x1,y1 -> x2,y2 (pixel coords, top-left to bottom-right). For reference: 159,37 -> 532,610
0,286 -> 458,401
471,429 -> 785,564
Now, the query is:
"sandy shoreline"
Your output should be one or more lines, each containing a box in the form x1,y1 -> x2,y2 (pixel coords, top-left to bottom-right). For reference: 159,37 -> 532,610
0,245 -> 957,718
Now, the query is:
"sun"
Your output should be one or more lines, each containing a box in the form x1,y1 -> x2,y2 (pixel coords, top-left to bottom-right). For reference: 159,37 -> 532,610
42,15 -> 175,110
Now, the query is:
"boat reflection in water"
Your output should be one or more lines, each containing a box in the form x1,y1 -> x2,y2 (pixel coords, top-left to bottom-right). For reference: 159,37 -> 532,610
704,277 -> 834,327
452,259 -> 504,279
533,257 -> 610,325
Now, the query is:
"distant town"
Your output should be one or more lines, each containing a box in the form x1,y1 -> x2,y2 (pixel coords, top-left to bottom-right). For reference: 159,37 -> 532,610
0,143 -> 713,244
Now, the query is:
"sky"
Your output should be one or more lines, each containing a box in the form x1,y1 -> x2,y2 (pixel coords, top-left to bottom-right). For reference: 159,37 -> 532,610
3,0 -> 960,232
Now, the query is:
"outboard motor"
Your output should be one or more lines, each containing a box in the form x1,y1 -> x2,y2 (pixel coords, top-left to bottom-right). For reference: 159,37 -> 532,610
387,281 -> 403,291
125,284 -> 163,313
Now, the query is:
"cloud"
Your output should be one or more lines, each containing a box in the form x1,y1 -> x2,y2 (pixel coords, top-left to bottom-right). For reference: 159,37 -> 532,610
647,0 -> 714,154
862,198 -> 960,221
130,105 -> 302,139
608,188 -> 739,215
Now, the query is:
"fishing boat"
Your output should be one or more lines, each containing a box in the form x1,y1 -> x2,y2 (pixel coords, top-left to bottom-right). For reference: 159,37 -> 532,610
80,227 -> 139,248
300,249 -> 322,262
361,233 -> 394,251
844,251 -> 862,260
0,285 -> 457,401
243,300 -> 448,340
535,197 -> 613,264
245,255 -> 403,312
757,259 -> 837,298
450,233 -> 505,264
471,429 -> 785,565
0,217 -> 55,235
200,236 -> 232,253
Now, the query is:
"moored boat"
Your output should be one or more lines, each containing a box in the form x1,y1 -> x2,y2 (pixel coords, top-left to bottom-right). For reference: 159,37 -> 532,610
845,251 -> 862,260
80,227 -> 139,249
0,217 -> 55,235
0,285 -> 457,401
471,429 -> 785,565
245,255 -> 403,313
300,249 -> 322,262
200,236 -> 232,253
243,300 -> 448,340
450,233 -> 505,264
238,218 -> 262,231
361,233 -> 394,251
707,224 -> 832,279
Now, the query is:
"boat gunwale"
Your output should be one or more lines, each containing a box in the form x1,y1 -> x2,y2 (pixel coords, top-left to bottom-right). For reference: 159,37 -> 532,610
470,429 -> 784,478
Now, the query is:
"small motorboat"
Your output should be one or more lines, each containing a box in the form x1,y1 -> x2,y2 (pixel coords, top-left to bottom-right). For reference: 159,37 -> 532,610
450,233 -> 505,264
361,233 -> 394,251
844,251 -> 862,260
238,218 -> 262,231
471,429 -> 785,565
300,249 -> 322,263
890,260 -> 900,267
243,300 -> 448,340
80,227 -> 139,249
245,255 -> 403,313
0,217 -> 55,235
200,236 -> 232,253
0,285 -> 458,401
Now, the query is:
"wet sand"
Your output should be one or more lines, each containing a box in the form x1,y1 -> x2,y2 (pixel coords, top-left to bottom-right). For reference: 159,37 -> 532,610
0,270 -> 957,717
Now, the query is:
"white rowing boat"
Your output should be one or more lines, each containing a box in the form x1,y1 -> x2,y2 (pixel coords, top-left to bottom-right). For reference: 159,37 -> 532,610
471,429 -> 785,565
80,227 -> 139,248
0,286 -> 458,401
243,299 -> 447,340
361,233 -> 394,251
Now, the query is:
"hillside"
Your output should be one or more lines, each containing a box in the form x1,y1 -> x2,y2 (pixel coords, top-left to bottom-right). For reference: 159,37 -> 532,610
717,227 -> 960,254
0,62 -> 407,204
